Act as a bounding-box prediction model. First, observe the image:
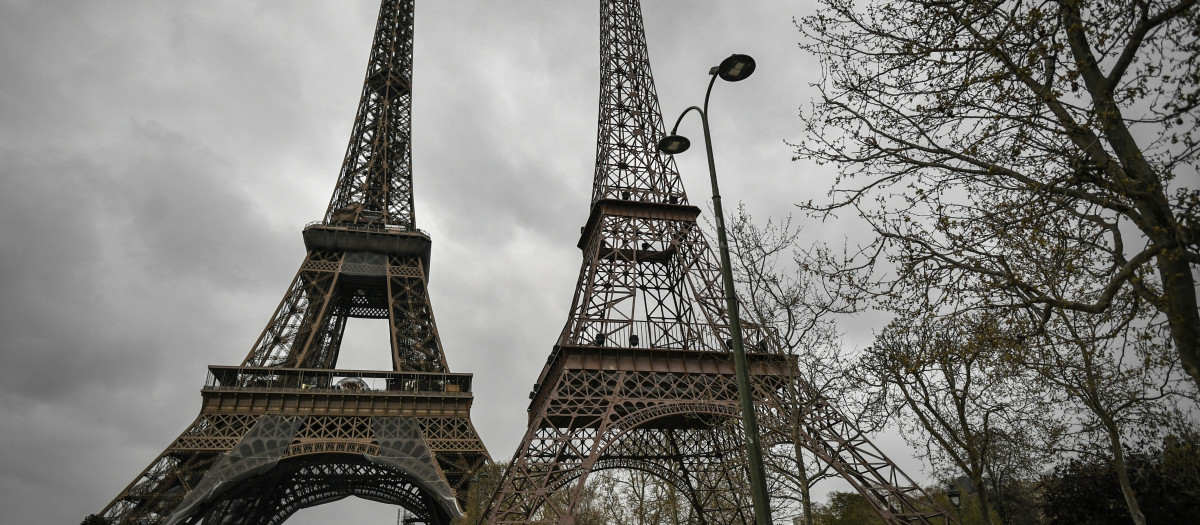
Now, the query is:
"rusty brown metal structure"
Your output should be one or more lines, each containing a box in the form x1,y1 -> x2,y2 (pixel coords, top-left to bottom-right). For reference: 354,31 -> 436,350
481,1 -> 955,523
97,2 -> 489,524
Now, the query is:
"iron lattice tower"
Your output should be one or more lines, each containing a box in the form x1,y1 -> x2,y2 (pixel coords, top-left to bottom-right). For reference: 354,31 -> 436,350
482,1 -> 954,523
97,2 -> 489,524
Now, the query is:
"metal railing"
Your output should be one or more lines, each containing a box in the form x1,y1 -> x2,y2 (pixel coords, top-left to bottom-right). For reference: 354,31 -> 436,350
205,366 -> 471,394
560,319 -> 776,353
304,221 -> 429,238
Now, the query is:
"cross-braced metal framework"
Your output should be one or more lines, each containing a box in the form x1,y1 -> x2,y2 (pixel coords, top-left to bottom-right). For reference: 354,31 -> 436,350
97,2 -> 489,524
482,1 -> 955,523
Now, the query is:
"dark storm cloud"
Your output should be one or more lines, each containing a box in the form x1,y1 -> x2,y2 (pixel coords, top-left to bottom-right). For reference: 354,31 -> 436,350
1,1 -> 918,523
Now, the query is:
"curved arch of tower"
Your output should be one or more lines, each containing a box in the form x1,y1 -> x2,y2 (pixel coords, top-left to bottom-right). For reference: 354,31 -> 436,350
96,2 -> 489,524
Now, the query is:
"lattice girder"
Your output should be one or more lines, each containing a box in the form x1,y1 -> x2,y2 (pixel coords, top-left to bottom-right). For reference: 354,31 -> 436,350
101,410 -> 488,525
485,3 -> 791,521
583,426 -> 756,522
242,244 -> 450,374
592,0 -> 686,205
324,0 -> 417,228
244,250 -> 344,368
485,348 -> 789,524
757,386 -> 952,524
489,347 -> 951,524
188,455 -> 438,525
99,0 -> 490,522
387,254 -> 450,372
563,200 -> 757,354
100,452 -> 219,525
487,0 -> 955,521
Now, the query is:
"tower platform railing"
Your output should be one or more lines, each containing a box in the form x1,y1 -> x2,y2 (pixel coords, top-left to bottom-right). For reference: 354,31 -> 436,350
303,220 -> 428,237
559,318 -> 776,353
205,365 -> 473,395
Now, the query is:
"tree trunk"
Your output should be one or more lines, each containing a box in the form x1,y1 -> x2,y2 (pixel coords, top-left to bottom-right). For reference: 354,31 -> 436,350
1105,421 -> 1147,525
794,443 -> 814,525
1155,250 -> 1200,390
972,476 -> 994,525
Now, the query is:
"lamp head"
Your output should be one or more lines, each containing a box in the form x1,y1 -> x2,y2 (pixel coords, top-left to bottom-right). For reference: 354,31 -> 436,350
657,135 -> 691,155
716,54 -> 756,82
947,488 -> 961,508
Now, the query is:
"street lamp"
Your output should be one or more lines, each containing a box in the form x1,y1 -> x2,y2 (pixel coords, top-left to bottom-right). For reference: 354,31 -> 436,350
657,53 -> 771,525
947,486 -> 962,524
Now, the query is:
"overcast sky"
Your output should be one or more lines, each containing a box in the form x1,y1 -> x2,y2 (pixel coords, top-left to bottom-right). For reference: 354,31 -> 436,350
0,1 -> 917,523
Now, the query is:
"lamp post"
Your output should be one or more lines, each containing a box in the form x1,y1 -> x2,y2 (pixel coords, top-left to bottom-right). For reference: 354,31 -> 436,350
473,471 -> 489,525
657,53 -> 771,525
947,487 -> 962,524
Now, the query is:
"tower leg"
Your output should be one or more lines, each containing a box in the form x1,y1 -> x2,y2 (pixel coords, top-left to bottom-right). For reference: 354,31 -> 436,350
165,415 -> 307,525
483,358 -> 767,525
99,411 -> 483,525
244,250 -> 345,369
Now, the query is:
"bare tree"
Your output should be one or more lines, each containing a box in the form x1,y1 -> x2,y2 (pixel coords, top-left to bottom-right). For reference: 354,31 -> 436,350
728,208 -> 856,525
794,0 -> 1200,388
463,461 -> 507,525
727,209 -> 1195,525
1021,301 -> 1196,525
855,311 -> 1059,525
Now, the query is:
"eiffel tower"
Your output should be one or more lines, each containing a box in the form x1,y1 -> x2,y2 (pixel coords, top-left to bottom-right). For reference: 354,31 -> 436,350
482,1 -> 954,523
97,2 -> 489,524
